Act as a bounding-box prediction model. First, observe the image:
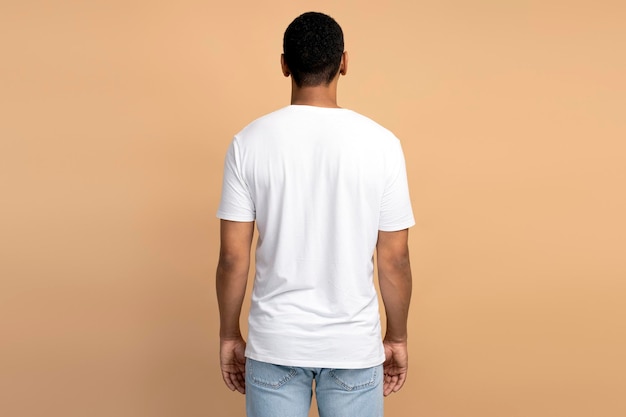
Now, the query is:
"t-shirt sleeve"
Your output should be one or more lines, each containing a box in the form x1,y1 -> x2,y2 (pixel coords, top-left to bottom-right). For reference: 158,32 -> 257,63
379,139 -> 415,231
216,138 -> 256,222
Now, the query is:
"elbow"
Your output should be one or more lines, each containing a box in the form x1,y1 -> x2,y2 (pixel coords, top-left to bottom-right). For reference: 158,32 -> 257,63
378,249 -> 412,281
379,246 -> 410,270
217,251 -> 249,274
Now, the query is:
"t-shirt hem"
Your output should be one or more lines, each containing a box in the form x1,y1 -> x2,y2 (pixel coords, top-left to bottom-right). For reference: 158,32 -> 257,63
378,218 -> 416,232
216,212 -> 255,222
245,352 -> 386,369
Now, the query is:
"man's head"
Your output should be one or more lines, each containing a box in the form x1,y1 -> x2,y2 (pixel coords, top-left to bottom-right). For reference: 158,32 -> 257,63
282,12 -> 345,87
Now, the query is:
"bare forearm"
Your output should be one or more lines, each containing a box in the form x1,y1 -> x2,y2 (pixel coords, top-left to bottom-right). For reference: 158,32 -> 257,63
216,262 -> 249,339
378,258 -> 412,342
216,220 -> 254,340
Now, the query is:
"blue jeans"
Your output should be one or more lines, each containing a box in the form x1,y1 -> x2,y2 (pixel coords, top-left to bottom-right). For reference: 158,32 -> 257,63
245,358 -> 384,417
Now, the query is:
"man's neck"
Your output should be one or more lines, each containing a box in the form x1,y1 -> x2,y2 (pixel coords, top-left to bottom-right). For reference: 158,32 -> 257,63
290,80 -> 340,108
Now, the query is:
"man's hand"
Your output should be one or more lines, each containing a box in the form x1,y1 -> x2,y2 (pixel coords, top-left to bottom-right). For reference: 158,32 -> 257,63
382,339 -> 408,396
220,337 -> 247,394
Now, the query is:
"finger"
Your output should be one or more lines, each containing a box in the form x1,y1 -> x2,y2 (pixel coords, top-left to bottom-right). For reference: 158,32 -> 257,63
392,372 -> 407,393
383,374 -> 388,396
222,371 -> 236,391
233,372 -> 246,394
383,374 -> 398,396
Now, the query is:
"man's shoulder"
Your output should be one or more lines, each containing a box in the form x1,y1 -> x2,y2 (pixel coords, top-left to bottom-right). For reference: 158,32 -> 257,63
236,105 -> 399,144
235,106 -> 292,138
344,110 -> 396,136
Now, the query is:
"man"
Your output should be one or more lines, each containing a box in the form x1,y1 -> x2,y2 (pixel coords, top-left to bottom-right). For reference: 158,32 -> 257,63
216,11 -> 414,417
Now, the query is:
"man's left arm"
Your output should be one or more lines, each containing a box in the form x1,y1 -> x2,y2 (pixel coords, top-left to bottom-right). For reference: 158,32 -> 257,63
216,219 -> 254,394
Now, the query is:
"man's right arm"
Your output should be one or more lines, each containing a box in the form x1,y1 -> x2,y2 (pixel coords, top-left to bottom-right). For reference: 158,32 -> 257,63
377,228 -> 412,396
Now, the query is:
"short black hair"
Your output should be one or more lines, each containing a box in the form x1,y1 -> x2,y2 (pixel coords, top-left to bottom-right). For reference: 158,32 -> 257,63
283,12 -> 344,87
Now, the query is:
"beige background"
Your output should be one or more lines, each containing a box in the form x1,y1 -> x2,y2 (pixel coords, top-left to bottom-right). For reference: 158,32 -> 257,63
1,1 -> 625,416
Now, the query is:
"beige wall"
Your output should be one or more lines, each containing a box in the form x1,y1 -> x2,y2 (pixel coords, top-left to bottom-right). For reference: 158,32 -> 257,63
1,1 -> 625,416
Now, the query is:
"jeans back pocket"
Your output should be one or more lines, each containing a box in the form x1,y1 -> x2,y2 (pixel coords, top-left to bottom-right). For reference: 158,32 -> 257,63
329,365 -> 381,391
247,358 -> 298,390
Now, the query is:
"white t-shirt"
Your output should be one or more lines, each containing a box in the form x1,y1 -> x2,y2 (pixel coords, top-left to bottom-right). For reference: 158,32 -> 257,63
217,105 -> 414,368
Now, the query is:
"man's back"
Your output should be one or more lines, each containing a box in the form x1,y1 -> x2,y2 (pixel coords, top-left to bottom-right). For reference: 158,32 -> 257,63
218,105 -> 414,368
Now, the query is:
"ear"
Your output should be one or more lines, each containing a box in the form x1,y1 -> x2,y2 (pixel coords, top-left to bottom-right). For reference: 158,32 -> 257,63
281,54 -> 290,77
339,51 -> 348,76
